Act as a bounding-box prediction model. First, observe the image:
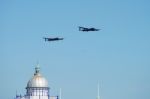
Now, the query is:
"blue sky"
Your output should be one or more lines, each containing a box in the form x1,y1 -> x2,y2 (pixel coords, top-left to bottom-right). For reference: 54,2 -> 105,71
0,0 -> 150,99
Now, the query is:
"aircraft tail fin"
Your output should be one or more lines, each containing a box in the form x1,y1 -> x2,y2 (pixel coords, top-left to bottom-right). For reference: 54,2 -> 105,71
43,37 -> 47,41
79,26 -> 82,31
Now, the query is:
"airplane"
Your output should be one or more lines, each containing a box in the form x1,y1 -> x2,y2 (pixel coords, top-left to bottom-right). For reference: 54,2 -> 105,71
79,26 -> 100,32
43,37 -> 64,41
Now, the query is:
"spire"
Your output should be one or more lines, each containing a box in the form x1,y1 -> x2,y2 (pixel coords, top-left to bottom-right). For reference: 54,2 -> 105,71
16,90 -> 18,98
97,83 -> 100,99
34,62 -> 40,75
59,88 -> 62,99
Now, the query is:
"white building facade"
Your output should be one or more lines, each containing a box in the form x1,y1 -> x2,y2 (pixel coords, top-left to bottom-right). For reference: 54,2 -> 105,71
15,65 -> 58,99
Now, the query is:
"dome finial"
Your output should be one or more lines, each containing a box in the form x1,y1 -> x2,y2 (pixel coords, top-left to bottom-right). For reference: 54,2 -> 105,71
34,62 -> 40,75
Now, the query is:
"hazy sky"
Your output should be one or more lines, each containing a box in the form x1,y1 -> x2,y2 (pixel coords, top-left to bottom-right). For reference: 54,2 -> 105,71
0,0 -> 150,99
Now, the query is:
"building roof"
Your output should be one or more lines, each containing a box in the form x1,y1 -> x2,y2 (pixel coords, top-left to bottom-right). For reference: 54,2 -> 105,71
26,65 -> 48,88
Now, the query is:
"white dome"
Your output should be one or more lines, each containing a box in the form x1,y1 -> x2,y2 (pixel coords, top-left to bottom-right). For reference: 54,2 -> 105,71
27,66 -> 48,88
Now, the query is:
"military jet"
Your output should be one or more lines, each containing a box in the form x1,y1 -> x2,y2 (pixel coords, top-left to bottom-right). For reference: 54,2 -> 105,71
79,26 -> 100,32
43,37 -> 64,42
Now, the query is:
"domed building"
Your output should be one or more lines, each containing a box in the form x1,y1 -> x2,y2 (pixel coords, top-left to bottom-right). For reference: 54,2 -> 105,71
15,65 -> 58,99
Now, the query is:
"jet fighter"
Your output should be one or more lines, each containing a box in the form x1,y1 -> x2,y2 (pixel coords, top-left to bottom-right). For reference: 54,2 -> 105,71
79,26 -> 100,32
43,37 -> 64,42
